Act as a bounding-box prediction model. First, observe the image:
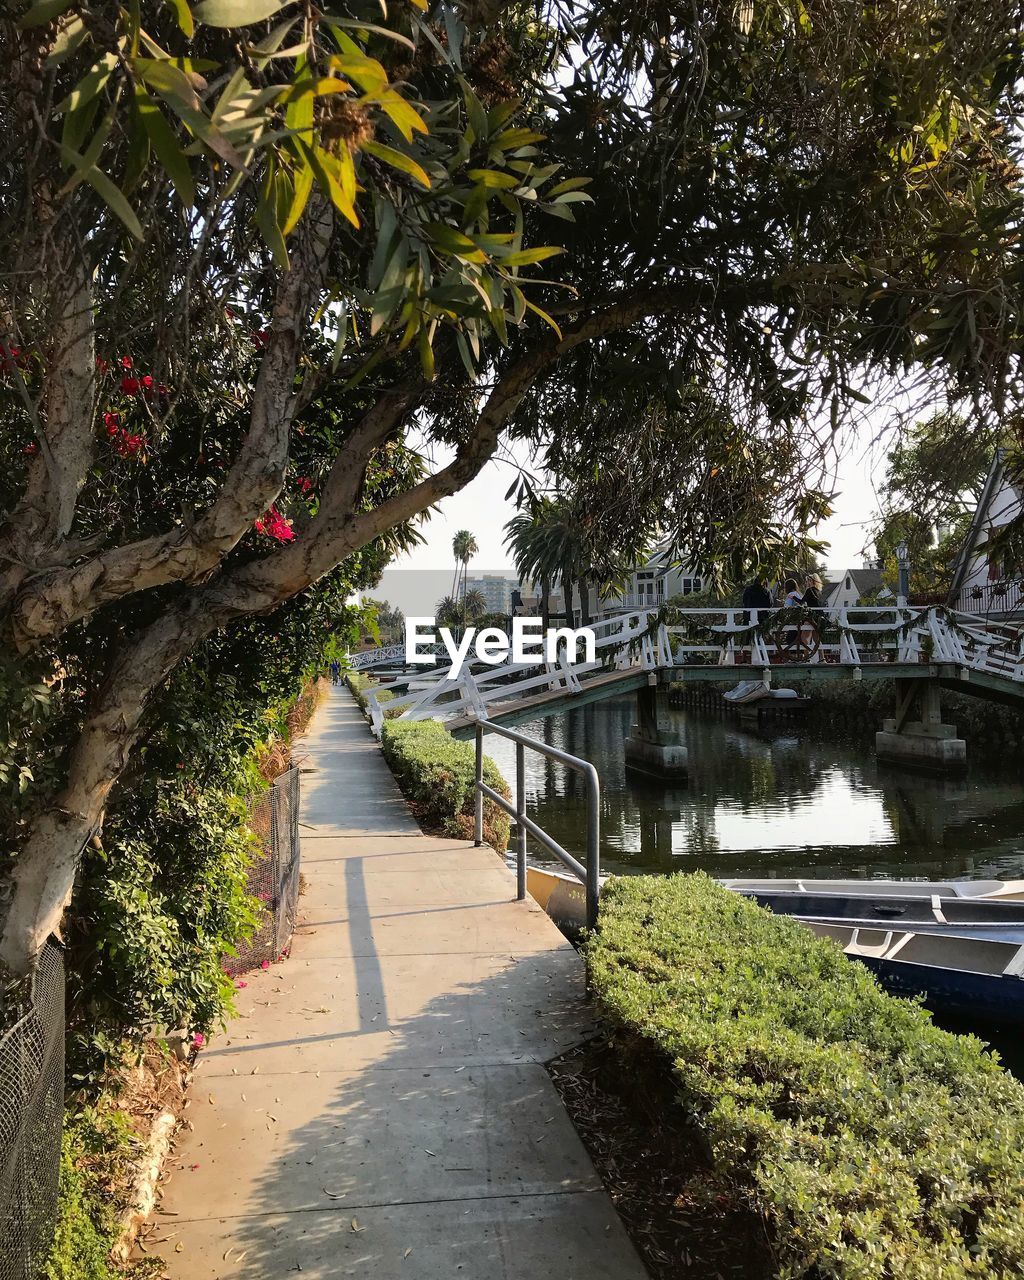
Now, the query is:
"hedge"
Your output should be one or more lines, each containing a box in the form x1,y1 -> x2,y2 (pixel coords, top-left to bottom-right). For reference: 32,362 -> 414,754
381,720 -> 510,852
587,873 -> 1024,1279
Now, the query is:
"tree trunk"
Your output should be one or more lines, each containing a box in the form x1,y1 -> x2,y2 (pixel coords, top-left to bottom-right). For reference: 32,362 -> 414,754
577,574 -> 591,626
540,574 -> 551,631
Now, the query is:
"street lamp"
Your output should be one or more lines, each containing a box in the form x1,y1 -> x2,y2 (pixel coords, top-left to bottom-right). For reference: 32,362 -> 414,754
896,540 -> 910,605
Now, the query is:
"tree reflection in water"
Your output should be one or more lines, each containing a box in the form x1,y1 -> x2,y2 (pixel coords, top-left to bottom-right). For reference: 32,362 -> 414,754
482,696 -> 1024,882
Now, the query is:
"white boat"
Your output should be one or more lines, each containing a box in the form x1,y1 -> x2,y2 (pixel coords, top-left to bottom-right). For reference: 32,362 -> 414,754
720,877 -> 1024,901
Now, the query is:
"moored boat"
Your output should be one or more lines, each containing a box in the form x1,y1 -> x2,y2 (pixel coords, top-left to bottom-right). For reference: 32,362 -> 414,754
723,884 -> 1024,943
803,922 -> 1024,1024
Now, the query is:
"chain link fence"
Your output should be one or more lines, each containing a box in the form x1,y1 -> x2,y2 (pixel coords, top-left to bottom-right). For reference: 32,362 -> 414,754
224,766 -> 302,976
0,944 -> 65,1280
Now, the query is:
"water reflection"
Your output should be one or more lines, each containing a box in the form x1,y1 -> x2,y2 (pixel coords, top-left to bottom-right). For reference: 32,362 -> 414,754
484,696 -> 1024,882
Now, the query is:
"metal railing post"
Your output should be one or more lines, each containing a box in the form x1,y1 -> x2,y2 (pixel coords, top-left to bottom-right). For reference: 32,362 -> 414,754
516,740 -> 526,900
585,766 -> 600,930
474,725 -> 484,847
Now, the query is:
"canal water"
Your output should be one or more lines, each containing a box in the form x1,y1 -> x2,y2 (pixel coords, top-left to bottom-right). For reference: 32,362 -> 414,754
486,694 -> 1024,1064
486,695 -> 1024,883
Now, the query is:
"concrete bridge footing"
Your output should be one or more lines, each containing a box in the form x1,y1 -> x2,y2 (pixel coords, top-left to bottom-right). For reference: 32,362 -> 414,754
625,682 -> 689,779
875,681 -> 967,773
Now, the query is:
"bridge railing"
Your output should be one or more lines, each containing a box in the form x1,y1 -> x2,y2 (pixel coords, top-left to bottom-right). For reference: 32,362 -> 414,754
356,604 -> 1024,734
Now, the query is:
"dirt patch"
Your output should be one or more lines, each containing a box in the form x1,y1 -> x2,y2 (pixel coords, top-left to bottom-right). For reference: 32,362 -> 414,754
549,1034 -> 775,1279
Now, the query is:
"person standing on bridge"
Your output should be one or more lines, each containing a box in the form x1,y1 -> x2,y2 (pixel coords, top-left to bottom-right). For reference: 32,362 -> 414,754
802,573 -> 824,610
742,576 -> 773,615
329,658 -> 341,685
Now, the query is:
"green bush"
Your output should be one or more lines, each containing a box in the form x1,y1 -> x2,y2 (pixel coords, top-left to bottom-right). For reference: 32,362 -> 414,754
587,873 -> 1024,1280
381,720 -> 510,851
43,1108 -> 136,1280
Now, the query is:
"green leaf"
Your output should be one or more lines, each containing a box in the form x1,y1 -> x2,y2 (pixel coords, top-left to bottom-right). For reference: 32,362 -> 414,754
137,89 -> 196,206
303,141 -> 359,227
493,127 -> 546,151
318,16 -> 415,51
362,140 -> 431,189
424,223 -> 486,262
417,324 -> 436,380
459,76 -> 489,145
523,296 -> 562,338
500,246 -> 564,268
192,0 -> 287,27
135,58 -> 201,110
255,165 -> 288,268
17,0 -> 74,28
55,52 -> 119,116
281,155 -> 313,234
376,90 -> 427,141
467,168 -> 519,189
330,52 -> 389,95
58,146 -> 144,240
165,0 -> 195,37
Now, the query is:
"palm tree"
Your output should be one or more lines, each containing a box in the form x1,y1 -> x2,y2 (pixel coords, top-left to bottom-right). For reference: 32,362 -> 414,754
451,529 -> 479,611
436,588 -> 488,631
505,498 -> 589,628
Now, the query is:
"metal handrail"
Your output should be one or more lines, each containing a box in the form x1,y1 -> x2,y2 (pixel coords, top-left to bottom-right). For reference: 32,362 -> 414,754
472,721 -> 601,929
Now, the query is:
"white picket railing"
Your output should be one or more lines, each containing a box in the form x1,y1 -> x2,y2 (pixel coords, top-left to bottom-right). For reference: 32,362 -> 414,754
354,605 -> 1024,736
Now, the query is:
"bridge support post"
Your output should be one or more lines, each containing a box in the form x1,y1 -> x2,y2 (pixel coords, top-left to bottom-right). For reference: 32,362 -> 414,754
875,680 -> 966,772
624,681 -> 688,779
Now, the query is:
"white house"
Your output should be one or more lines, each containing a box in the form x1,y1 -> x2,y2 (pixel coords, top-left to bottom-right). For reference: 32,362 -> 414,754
824,567 -> 891,612
948,449 -> 1024,615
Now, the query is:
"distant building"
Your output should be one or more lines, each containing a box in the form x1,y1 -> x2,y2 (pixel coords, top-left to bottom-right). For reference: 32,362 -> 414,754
464,574 -> 516,614
948,449 -> 1024,615
826,567 -> 891,611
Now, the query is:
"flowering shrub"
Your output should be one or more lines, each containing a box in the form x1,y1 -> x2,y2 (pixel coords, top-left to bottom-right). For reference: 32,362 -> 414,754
588,873 -> 1024,1279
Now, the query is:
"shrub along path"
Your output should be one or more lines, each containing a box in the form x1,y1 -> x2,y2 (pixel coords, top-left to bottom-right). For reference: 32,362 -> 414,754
152,687 -> 646,1278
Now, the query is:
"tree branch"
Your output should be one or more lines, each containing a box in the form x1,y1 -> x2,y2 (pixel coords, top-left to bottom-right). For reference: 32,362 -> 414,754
8,204 -> 334,650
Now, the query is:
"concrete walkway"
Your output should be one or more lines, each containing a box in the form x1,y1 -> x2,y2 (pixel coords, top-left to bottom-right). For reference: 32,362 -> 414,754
154,687 -> 647,1279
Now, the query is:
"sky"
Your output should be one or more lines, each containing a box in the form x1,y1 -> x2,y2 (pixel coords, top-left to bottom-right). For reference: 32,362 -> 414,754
377,421 -> 894,618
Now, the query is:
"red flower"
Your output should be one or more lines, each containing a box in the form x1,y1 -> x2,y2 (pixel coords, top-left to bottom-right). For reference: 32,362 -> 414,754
296,476 -> 313,494
103,411 -> 120,429
120,375 -> 140,394
253,329 -> 270,348
253,505 -> 295,542
95,356 -> 109,374
23,442 -> 37,456
141,374 -> 154,389
120,355 -> 133,369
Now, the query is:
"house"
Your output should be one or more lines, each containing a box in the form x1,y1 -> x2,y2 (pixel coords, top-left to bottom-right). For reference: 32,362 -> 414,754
596,555 -> 704,615
825,567 -> 891,611
948,449 -> 1024,615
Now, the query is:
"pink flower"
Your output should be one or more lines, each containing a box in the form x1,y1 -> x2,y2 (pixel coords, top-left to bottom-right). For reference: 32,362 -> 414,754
261,959 -> 270,970
237,981 -> 247,989
193,1032 -> 205,1047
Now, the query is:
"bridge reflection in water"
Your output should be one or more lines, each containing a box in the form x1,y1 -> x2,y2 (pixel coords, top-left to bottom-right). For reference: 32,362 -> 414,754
482,695 -> 1024,884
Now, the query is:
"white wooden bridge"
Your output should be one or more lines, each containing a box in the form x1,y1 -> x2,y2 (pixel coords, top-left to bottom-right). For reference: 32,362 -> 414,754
351,605 -> 1024,740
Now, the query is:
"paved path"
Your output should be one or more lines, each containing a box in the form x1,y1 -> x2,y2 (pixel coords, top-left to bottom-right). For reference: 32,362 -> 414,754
155,687 -> 647,1279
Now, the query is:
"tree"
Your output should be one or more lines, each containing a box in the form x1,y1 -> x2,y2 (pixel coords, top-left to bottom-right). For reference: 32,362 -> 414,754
361,597 -> 405,647
870,411 -> 1005,595
2,0 -> 1023,973
450,529 -> 479,609
435,587 -> 487,632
